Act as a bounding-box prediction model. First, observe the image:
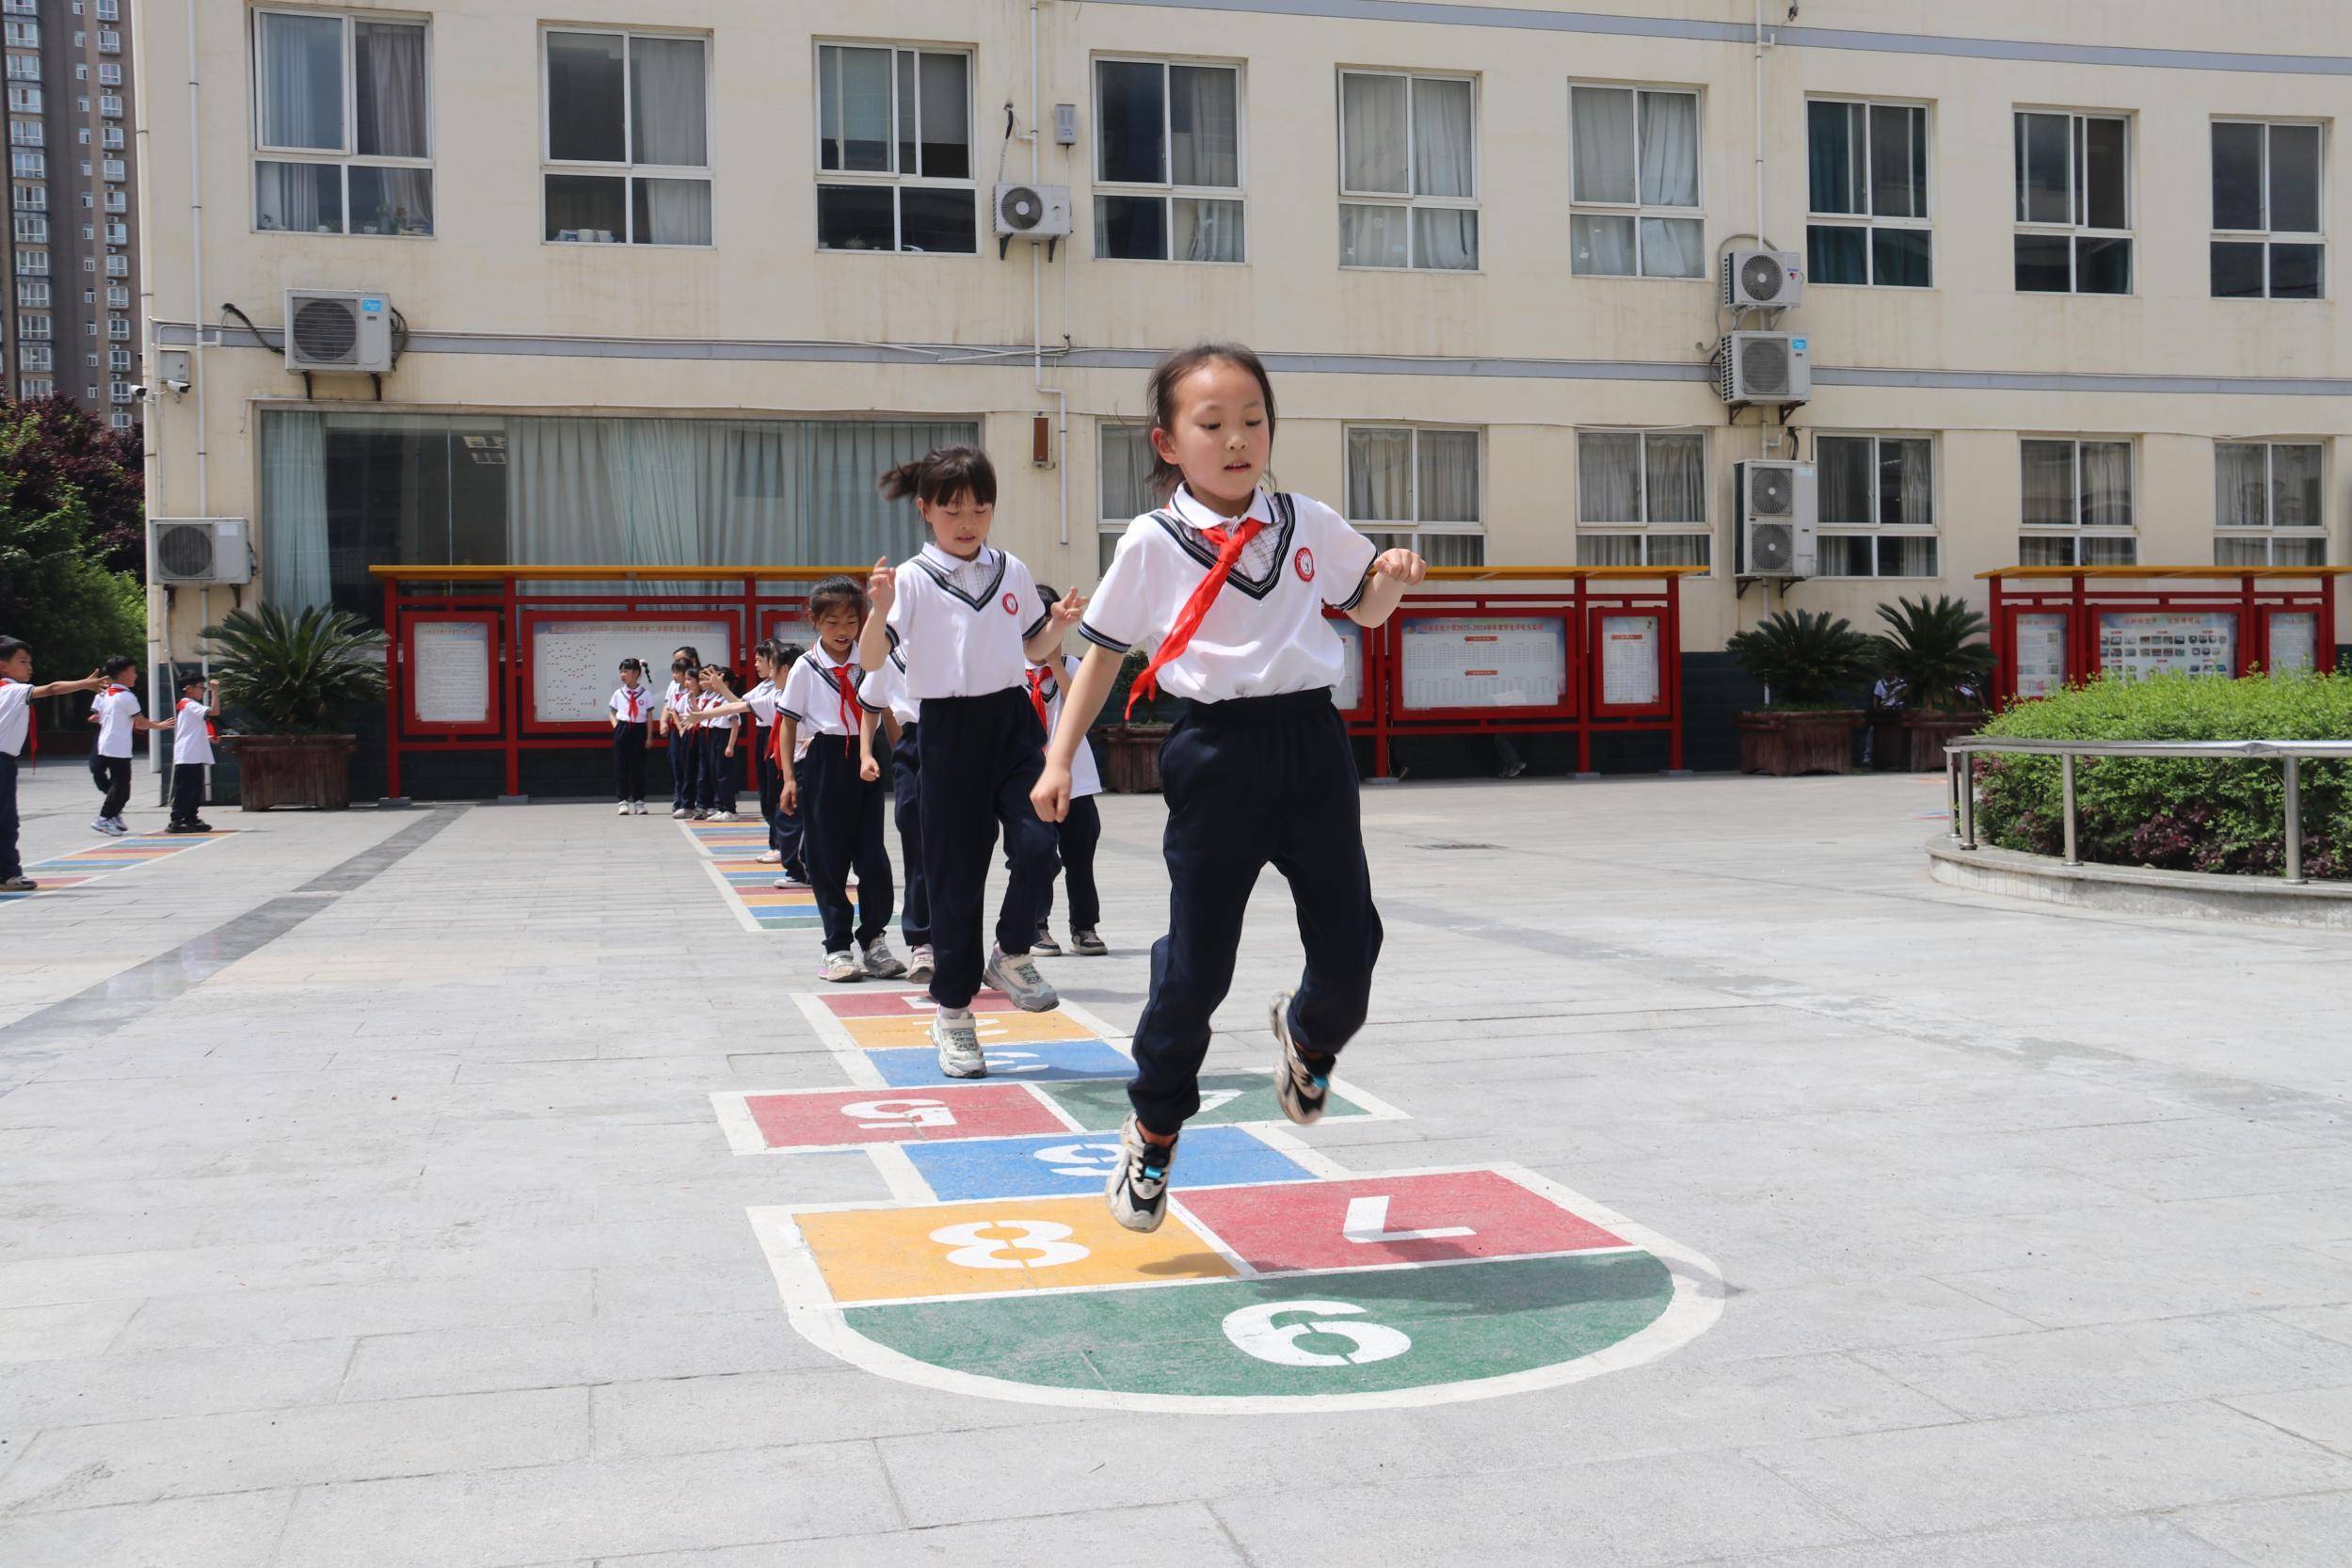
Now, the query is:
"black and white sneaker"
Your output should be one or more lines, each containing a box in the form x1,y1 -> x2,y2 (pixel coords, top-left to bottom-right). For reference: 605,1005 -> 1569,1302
1031,921 -> 1064,957
1271,991 -> 1333,1126
1069,927 -> 1108,957
984,945 -> 1059,1013
1106,1115 -> 1177,1233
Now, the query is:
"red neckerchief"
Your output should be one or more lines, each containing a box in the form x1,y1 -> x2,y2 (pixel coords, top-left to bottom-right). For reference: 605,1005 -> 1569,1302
828,661 -> 860,757
1128,514 -> 1264,717
620,685 -> 643,722
2,679 -> 31,763
1026,666 -> 1052,732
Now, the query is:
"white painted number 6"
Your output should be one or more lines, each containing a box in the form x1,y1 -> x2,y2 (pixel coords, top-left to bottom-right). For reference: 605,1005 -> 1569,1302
1221,1302 -> 1413,1368
931,1219 -> 1092,1270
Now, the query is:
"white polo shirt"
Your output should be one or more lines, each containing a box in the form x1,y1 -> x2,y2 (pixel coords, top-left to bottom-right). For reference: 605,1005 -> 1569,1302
694,692 -> 734,731
1030,657 -> 1102,799
884,542 -> 1051,701
858,650 -> 920,728
662,679 -> 696,729
92,684 -> 140,759
0,679 -> 31,758
779,643 -> 868,758
171,697 -> 216,766
739,678 -> 782,729
610,683 -> 651,724
1082,487 -> 1377,705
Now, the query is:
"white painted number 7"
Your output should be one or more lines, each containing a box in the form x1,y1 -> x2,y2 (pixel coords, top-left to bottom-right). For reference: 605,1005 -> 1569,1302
1222,1302 -> 1412,1368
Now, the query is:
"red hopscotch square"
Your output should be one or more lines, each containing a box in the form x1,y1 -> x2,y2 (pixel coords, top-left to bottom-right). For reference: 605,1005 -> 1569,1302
743,1085 -> 1067,1149
820,989 -> 1018,1018
1176,1171 -> 1628,1273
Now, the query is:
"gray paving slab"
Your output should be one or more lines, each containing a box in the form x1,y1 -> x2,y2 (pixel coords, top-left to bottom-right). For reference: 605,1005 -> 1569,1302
0,1491 -> 297,1568
1703,1515 -> 2254,1566
2174,1491 -> 2352,1565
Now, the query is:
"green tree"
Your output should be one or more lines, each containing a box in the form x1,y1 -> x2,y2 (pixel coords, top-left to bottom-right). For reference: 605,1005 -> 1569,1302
4,395 -> 146,575
0,414 -> 144,678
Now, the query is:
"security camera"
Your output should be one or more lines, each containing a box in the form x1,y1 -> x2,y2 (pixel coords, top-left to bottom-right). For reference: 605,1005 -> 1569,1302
162,378 -> 190,395
127,381 -> 149,398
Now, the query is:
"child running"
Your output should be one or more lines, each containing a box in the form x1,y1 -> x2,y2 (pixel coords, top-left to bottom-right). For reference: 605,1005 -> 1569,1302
658,648 -> 701,819
159,673 -> 221,833
0,636 -> 104,890
857,446 -> 1084,1077
856,645 -> 933,984
1016,626 -> 1107,959
1033,343 -> 1426,1231
778,577 -> 904,984
87,656 -> 159,837
609,657 -> 651,815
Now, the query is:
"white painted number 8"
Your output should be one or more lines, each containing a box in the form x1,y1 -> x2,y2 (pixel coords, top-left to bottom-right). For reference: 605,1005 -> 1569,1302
1221,1302 -> 1413,1368
931,1219 -> 1092,1270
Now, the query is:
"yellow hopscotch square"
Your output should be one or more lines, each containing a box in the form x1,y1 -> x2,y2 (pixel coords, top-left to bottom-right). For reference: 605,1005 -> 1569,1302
795,1195 -> 1236,1304
841,1010 -> 1097,1049
738,889 -> 820,907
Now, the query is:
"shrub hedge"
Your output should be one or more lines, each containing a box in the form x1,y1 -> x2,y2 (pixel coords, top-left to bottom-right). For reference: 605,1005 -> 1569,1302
1975,673 -> 2352,880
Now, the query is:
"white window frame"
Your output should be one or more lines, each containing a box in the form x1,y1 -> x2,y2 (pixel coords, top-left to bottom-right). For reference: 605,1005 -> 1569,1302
250,8 -> 434,238
1336,67 -> 1481,272
7,85 -> 41,112
1343,423 -> 1486,564
1804,97 -> 1932,289
1096,422 -> 1159,571
1567,81 -> 1706,280
2019,436 -> 2137,567
18,312 -> 46,338
98,62 -> 119,86
811,40 -> 978,256
2211,118 -> 2326,302
8,121 -> 38,146
2215,440 -> 2328,568
16,343 -> 48,370
1091,55 -> 1246,265
2012,107 -> 2133,295
1575,427 -> 1713,571
540,25 -> 714,248
106,347 -> 130,370
1812,432 -> 1939,579
2,18 -> 34,44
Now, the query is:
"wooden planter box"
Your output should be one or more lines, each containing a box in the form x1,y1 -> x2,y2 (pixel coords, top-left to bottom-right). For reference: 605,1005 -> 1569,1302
227,734 -> 357,810
1735,710 -> 1864,776
1900,710 -> 1988,772
1098,723 -> 1172,794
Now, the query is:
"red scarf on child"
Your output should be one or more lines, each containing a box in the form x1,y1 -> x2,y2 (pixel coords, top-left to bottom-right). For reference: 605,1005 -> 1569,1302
1026,667 -> 1052,732
1126,517 -> 1264,717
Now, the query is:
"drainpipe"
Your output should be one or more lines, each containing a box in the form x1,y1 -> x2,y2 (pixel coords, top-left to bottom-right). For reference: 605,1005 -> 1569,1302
1031,0 -> 1069,550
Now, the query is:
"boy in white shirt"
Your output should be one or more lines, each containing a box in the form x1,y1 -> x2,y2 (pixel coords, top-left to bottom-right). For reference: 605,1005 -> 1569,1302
159,672 -> 221,833
780,578 -> 904,984
1016,633 -> 1108,958
0,634 -> 106,890
87,655 -> 158,836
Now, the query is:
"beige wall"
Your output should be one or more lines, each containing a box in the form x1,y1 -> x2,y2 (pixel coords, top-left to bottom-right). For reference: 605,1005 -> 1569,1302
135,0 -> 2351,658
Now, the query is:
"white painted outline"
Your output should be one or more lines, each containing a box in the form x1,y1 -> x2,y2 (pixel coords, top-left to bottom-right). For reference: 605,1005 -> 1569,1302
707,1080 -> 1092,1158
743,1161 -> 1723,1415
891,1123 -> 1328,1208
10,828 -> 234,905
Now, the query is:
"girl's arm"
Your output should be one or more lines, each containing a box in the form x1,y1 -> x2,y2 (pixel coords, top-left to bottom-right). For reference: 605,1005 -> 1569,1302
1030,644 -> 1122,823
881,712 -> 903,749
857,557 -> 896,672
858,707 -> 881,782
1022,587 -> 1087,664
1345,549 -> 1430,628
777,718 -> 802,812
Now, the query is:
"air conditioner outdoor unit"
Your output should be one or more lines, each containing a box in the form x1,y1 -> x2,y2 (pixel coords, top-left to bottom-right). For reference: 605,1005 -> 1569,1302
994,183 -> 1072,241
1734,460 -> 1817,578
1715,331 -> 1812,407
151,517 -> 252,585
1722,247 -> 1804,311
282,287 -> 394,374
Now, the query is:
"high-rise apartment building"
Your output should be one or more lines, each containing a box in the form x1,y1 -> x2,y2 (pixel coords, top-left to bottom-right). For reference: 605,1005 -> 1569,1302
3,0 -> 138,429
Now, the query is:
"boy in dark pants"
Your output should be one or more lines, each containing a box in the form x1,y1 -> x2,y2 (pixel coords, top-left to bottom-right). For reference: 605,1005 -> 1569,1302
87,655 -> 155,836
0,635 -> 106,889
779,578 -> 903,984
160,674 -> 220,832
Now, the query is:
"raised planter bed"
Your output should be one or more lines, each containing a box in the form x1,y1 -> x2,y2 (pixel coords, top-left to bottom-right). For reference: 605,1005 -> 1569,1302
1735,710 -> 1864,776
228,734 -> 358,810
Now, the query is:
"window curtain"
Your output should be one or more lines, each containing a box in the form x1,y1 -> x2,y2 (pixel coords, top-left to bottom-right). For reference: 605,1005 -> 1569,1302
636,179 -> 712,246
1818,436 -> 1873,525
2214,443 -> 2265,529
353,21 -> 426,159
1576,432 -> 1641,522
1415,209 -> 1478,270
630,37 -> 706,167
1638,92 -> 1699,207
261,410 -> 332,610
1338,203 -> 1408,267
1571,214 -> 1635,275
1346,427 -> 1414,520
915,53 -> 970,178
1098,424 -> 1158,520
256,162 -> 331,233
801,421 -> 975,565
1808,101 -> 1860,215
1571,87 -> 1635,204
1639,216 -> 1704,278
821,44 -> 891,172
261,11 -> 343,151
1169,64 -> 1238,187
1644,433 -> 1706,524
2020,441 -> 2076,529
1416,429 -> 1480,523
1412,78 -> 1473,199
1884,438 -> 1933,528
2081,442 -> 2133,528
1340,73 -> 1408,193
2272,444 -> 2322,529
1174,199 -> 1244,264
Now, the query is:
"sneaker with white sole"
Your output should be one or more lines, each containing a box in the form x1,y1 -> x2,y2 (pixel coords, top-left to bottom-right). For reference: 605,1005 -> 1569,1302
1070,927 -> 1108,957
1107,1115 -> 1177,1232
711,810 -> 737,823
89,817 -> 112,836
861,937 -> 908,979
821,950 -> 864,984
1,875 -> 36,892
904,944 -> 936,984
632,800 -> 648,814
108,818 -> 131,836
616,802 -> 631,816
933,1007 -> 986,1078
671,807 -> 691,819
984,945 -> 1059,1013
1030,921 -> 1064,957
757,851 -> 782,864
1271,991 -> 1333,1126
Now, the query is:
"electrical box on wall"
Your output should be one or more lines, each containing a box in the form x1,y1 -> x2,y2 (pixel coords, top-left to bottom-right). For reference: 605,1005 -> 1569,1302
1054,104 -> 1079,145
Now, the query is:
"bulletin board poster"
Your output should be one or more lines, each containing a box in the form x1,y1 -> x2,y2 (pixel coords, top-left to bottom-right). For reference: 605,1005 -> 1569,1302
2096,611 -> 2236,681
2013,612 -> 2070,698
1398,615 -> 1571,715
1331,618 -> 1366,715
2267,611 -> 2319,676
529,616 -> 734,727
406,615 -> 497,731
1594,614 -> 1663,712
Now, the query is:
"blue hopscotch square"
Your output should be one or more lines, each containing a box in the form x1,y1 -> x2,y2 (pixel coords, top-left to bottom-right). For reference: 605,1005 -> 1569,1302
866,1036 -> 1136,1088
757,912 -> 825,930
903,1125 -> 1316,1202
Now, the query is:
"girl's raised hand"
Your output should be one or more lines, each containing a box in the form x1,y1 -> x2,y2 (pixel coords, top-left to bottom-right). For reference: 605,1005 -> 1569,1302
1048,586 -> 1087,628
1371,548 -> 1428,586
866,555 -> 897,614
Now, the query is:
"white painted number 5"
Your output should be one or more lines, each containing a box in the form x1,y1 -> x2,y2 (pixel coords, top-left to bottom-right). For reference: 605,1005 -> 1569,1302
1221,1302 -> 1413,1368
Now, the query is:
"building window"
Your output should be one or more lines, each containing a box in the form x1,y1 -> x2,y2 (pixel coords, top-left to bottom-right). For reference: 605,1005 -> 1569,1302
10,212 -> 41,242
2212,120 -> 2324,300
1094,58 -> 1242,264
1576,429 -> 1710,568
2,18 -> 34,44
13,248 -> 41,273
253,8 -> 433,237
105,283 -> 125,306
8,85 -> 41,113
106,316 -> 127,339
15,279 -> 43,306
102,157 -> 123,181
1806,100 -> 1930,287
104,254 -> 124,275
1337,70 -> 1479,270
1815,434 -> 1937,577
98,64 -> 120,87
812,42 -> 973,255
19,377 -> 48,396
18,312 -> 45,337
102,127 -> 122,150
543,28 -> 712,246
1097,423 -> 1158,571
2215,441 -> 2325,566
103,220 -> 123,244
98,0 -> 120,21
107,347 -> 130,370
8,121 -> 38,147
99,27 -> 120,53
11,151 -> 40,178
12,183 -> 40,210
2014,110 -> 2131,294
1345,425 -> 1484,566
112,412 -> 131,429
5,54 -> 36,81
16,344 -> 47,370
1569,84 -> 1704,279
100,93 -> 122,118
2020,438 -> 2136,566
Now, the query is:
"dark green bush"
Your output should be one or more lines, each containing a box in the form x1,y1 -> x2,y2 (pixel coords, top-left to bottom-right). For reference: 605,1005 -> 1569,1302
1975,673 -> 2352,879
1724,609 -> 1875,707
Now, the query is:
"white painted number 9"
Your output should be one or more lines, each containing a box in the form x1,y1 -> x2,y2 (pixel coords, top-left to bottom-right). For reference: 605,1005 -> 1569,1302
843,1098 -> 955,1130
931,1219 -> 1092,1270
1221,1302 -> 1413,1368
1031,1142 -> 1123,1177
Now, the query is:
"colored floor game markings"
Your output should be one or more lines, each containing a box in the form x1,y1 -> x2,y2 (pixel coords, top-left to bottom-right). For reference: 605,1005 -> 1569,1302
710,1082 -> 1081,1155
678,817 -> 850,933
903,1126 -> 1318,1203
3,828 -> 234,904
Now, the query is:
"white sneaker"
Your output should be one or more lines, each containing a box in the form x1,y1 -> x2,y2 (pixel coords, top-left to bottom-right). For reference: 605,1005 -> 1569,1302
757,851 -> 782,864
861,937 -> 908,980
984,945 -> 1059,1013
905,944 -> 936,984
670,807 -> 690,819
1271,991 -> 1333,1127
89,817 -> 112,836
1106,1115 -> 1176,1233
822,950 -> 864,984
632,800 -> 648,814
933,1007 -> 985,1078
108,818 -> 131,837
711,810 -> 736,823
616,802 -> 631,815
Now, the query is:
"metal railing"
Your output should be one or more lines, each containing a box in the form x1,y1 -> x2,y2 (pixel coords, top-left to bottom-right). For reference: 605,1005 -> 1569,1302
1945,736 -> 2352,886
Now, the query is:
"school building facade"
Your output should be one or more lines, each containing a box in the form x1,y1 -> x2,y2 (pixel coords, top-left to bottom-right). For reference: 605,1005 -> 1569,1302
136,0 -> 2351,785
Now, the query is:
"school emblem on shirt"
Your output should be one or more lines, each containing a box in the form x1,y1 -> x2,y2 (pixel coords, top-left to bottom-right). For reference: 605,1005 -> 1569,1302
1295,547 -> 1316,583
1001,592 -> 1021,616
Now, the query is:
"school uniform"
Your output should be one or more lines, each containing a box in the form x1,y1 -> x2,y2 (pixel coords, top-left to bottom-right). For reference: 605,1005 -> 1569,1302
1082,485 -> 1385,1131
694,694 -> 737,812
0,677 -> 32,881
884,542 -> 1061,1008
859,649 -> 927,951
662,680 -> 699,810
1019,656 -> 1104,932
88,683 -> 138,820
168,696 -> 216,826
609,683 -> 650,803
780,645 -> 894,954
735,676 -> 787,849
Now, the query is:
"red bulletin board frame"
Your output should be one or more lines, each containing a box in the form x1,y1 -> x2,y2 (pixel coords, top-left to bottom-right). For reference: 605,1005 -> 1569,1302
1327,611 -> 1377,724
398,610 -> 504,736
1983,567 -> 2345,707
1587,609 -> 1671,719
1391,609 -> 1577,723
518,607 -> 744,735
2261,605 -> 2324,674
